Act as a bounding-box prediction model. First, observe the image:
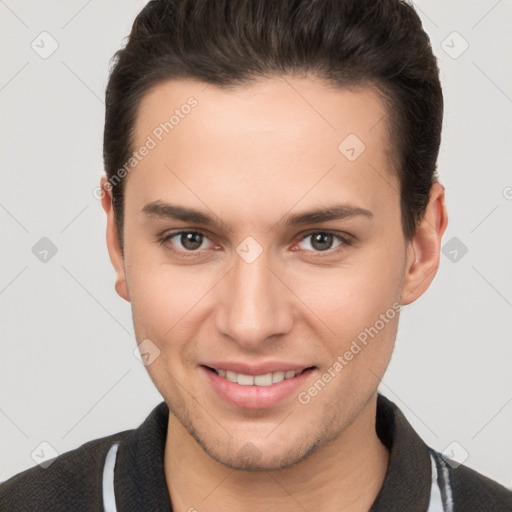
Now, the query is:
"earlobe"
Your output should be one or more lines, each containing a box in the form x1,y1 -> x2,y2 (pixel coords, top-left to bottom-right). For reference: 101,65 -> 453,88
401,181 -> 448,305
100,176 -> 131,302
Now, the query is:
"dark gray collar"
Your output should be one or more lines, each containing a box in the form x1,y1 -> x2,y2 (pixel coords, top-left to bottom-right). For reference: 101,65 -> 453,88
112,394 -> 434,511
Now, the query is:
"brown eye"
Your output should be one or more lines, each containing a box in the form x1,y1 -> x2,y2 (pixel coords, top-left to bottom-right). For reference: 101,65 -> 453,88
299,232 -> 341,252
296,231 -> 351,254
159,230 -> 212,254
310,233 -> 334,251
178,231 -> 204,251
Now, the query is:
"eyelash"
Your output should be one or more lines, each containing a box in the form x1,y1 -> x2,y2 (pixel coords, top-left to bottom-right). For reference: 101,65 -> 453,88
157,229 -> 353,259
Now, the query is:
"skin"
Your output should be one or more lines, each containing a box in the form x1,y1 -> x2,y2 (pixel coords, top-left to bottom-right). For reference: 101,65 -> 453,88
101,75 -> 448,511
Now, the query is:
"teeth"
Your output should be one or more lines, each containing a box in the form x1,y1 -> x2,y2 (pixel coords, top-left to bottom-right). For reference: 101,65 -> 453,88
237,374 -> 255,386
254,373 -> 272,386
215,368 -> 304,386
226,370 -> 237,383
272,371 -> 285,384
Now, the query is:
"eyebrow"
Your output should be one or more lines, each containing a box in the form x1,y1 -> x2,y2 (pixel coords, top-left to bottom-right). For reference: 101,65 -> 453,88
142,201 -> 373,230
142,202 -> 231,231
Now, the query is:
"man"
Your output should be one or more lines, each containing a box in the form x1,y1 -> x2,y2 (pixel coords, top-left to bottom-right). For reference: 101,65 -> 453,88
1,0 -> 510,510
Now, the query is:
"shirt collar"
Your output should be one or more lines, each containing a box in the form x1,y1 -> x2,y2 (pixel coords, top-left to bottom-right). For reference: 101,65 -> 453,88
115,402 -> 173,511
113,394 -> 433,511
370,394 -> 433,511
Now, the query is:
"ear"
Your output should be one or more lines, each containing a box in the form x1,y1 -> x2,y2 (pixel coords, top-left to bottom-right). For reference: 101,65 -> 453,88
100,176 -> 130,302
401,181 -> 448,305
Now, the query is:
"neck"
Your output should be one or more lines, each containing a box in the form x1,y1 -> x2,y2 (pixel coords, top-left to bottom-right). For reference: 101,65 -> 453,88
165,395 -> 389,512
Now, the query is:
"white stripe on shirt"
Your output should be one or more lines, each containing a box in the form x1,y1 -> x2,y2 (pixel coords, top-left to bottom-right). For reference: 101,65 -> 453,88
102,441 -> 120,512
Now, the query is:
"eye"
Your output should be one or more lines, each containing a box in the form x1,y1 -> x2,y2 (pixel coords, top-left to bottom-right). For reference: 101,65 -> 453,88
159,230 -> 215,255
296,231 -> 350,253
157,229 -> 352,259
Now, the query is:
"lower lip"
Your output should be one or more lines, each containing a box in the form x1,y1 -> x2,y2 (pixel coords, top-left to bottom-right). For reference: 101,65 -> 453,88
202,366 -> 314,410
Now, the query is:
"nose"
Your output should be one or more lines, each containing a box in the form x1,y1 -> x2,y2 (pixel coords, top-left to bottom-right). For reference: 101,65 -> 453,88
214,248 -> 294,350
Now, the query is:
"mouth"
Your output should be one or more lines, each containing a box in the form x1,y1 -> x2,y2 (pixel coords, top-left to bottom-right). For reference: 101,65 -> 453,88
201,364 -> 316,409
203,366 -> 309,386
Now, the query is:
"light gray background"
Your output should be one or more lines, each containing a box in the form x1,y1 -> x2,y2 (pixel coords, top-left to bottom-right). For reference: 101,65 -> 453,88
1,0 -> 511,488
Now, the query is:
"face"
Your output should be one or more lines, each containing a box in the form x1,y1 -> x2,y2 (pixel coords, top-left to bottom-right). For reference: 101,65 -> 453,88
102,76 -> 439,471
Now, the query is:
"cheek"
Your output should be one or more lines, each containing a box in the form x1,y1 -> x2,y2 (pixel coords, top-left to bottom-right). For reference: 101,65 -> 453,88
305,247 -> 404,322
293,239 -> 405,362
126,263 -> 208,394
125,250 -> 210,342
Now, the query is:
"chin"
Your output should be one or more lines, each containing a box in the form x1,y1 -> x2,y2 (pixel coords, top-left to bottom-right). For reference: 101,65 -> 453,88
191,427 -> 326,472
204,445 -> 311,472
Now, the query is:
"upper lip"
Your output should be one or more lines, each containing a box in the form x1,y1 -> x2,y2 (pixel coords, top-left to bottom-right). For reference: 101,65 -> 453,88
202,361 -> 314,375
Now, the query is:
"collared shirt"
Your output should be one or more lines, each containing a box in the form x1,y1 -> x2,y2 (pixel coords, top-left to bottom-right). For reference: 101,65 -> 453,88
1,395 -> 510,511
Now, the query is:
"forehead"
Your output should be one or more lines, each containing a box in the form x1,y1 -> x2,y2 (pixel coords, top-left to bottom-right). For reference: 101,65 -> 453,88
135,76 -> 390,148
126,76 -> 399,228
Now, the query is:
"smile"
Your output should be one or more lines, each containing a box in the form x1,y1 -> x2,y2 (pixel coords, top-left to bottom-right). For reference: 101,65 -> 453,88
208,367 -> 305,386
202,364 -> 315,409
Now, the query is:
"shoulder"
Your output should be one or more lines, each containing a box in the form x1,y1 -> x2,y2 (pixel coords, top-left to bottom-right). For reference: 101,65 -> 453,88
0,429 -> 131,512
375,395 -> 511,511
449,458 -> 512,511
429,448 -> 511,511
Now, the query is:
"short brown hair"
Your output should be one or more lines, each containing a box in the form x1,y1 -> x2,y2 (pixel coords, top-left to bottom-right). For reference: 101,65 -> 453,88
103,0 -> 443,249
